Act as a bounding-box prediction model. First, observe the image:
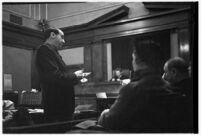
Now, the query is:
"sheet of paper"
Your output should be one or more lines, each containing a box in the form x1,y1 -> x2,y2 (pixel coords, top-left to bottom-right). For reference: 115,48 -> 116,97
75,104 -> 93,111
74,120 -> 97,129
96,92 -> 107,99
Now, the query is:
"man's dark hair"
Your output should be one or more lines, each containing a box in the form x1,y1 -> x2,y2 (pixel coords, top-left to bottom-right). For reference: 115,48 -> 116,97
166,57 -> 189,73
44,28 -> 59,41
132,39 -> 163,69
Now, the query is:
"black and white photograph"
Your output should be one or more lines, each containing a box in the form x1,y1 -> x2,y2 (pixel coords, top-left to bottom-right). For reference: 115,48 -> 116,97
2,1 -> 198,133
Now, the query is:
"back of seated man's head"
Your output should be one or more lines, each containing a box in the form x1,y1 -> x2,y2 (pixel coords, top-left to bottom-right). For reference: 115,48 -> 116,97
132,39 -> 163,72
162,57 -> 189,84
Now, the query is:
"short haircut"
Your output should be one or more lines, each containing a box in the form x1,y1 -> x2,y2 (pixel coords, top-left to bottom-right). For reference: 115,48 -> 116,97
44,28 -> 59,41
166,57 -> 189,73
132,39 -> 163,69
115,67 -> 122,71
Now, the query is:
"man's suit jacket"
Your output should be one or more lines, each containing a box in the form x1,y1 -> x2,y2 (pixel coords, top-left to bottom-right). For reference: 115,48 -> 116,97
36,44 -> 78,120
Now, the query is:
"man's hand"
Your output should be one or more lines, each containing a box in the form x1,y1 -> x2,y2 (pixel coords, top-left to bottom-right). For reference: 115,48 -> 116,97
74,69 -> 84,79
121,79 -> 131,85
97,109 -> 110,125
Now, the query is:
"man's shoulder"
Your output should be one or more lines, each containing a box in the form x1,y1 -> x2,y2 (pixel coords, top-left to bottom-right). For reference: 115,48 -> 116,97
119,82 -> 141,95
37,45 -> 53,54
121,78 -> 170,95
121,79 -> 150,90
38,44 -> 49,50
36,45 -> 56,60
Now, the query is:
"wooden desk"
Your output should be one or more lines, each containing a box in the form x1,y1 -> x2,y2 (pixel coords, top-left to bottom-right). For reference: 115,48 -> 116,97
74,82 -> 122,110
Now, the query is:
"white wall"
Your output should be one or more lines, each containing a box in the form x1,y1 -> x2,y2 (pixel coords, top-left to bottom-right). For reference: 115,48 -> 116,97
47,2 -> 149,28
59,47 -> 84,65
3,2 -> 149,29
3,4 -> 43,30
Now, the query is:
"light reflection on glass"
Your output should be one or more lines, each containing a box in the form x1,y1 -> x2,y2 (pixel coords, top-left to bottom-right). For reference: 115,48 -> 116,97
180,43 -> 189,53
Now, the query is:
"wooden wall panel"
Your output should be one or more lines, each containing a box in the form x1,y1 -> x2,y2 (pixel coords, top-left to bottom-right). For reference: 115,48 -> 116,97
3,46 -> 32,105
102,42 -> 109,81
93,10 -> 189,41
3,21 -> 43,49
74,82 -> 122,109
91,42 -> 103,82
64,8 -> 190,46
3,21 -> 44,101
84,45 -> 93,81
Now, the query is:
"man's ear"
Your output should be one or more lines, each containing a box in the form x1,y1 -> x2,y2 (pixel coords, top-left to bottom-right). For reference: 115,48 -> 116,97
50,32 -> 56,38
171,68 -> 177,76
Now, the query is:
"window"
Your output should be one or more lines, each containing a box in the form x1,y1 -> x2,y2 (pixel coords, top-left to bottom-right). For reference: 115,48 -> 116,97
110,30 -> 171,74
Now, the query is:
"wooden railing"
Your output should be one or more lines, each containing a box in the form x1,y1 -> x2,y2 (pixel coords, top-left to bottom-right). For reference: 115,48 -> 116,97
4,118 -> 97,133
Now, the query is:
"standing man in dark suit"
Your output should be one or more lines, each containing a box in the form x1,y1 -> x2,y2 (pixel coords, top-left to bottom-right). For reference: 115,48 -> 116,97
36,28 -> 83,123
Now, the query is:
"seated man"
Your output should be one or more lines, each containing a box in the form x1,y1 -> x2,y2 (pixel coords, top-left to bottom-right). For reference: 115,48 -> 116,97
162,57 -> 192,97
110,68 -> 122,82
97,40 -> 193,133
111,68 -> 131,85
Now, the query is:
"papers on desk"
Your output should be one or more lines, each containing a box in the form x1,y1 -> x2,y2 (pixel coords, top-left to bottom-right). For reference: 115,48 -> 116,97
121,79 -> 131,85
74,120 -> 97,129
96,92 -> 107,99
75,104 -> 93,112
28,109 -> 44,114
82,72 -> 91,77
